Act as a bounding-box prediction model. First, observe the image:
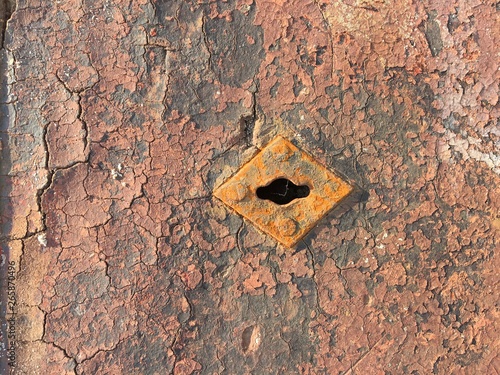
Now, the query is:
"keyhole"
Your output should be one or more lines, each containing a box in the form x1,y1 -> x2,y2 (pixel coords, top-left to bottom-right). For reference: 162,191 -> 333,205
256,178 -> 310,205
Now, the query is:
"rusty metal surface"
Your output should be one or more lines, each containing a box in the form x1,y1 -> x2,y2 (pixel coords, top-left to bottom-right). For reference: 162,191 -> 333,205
0,0 -> 499,374
215,136 -> 353,247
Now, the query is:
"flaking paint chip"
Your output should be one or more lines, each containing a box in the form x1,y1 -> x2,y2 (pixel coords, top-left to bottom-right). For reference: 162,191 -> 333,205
214,136 -> 353,247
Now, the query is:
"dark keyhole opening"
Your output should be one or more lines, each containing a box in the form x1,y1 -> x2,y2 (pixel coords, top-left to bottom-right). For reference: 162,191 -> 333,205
256,178 -> 310,205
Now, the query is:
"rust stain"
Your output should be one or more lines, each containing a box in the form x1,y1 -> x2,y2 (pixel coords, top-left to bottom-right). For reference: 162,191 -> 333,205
214,136 -> 353,247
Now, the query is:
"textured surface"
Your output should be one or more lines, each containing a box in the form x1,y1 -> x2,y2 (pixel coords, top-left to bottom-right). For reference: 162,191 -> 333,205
214,136 -> 353,247
0,0 -> 499,374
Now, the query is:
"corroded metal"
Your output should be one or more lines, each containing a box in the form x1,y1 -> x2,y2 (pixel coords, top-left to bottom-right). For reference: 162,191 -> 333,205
214,136 -> 353,247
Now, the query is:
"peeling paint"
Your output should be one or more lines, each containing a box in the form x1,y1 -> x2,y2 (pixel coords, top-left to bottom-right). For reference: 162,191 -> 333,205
0,0 -> 498,374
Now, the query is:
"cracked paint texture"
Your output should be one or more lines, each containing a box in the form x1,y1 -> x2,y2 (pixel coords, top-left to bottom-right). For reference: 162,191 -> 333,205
1,0 -> 499,374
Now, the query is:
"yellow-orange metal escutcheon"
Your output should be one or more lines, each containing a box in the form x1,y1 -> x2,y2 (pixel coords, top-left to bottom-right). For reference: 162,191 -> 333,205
214,136 -> 353,247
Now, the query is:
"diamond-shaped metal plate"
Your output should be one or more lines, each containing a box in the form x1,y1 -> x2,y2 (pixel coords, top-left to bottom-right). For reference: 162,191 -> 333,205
213,136 -> 353,247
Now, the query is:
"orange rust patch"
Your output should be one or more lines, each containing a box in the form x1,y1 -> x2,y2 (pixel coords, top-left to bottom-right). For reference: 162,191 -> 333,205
213,136 -> 353,247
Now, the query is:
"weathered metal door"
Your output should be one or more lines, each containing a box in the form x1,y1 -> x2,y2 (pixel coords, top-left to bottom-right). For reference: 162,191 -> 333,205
1,0 -> 499,374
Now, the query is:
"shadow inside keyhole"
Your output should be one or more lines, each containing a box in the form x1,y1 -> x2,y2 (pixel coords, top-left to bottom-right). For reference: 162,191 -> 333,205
256,178 -> 310,205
